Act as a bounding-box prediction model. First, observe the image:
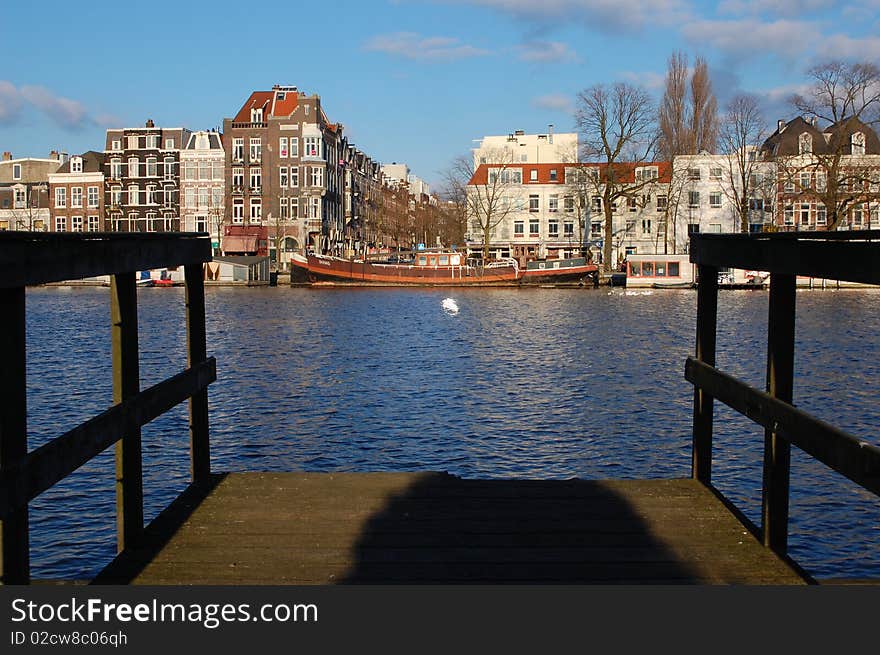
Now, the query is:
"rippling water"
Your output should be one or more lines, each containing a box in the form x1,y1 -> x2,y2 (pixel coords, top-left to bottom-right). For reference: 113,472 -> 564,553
23,286 -> 880,581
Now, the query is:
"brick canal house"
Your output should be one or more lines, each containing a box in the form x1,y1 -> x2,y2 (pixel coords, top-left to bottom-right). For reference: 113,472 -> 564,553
179,130 -> 225,253
47,151 -> 105,232
0,151 -> 63,232
103,121 -> 191,233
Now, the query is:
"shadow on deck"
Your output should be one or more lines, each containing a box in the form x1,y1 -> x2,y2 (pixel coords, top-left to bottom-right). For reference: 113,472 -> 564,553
93,472 -> 808,585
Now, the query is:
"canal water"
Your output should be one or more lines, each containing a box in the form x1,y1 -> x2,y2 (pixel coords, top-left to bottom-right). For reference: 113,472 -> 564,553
24,286 -> 880,581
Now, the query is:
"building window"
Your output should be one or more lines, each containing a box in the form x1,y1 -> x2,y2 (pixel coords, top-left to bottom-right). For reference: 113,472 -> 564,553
165,138 -> 175,149
709,192 -> 722,208
303,137 -> 321,158
628,197 -> 637,212
709,167 -> 722,179
656,195 -> 667,211
852,132 -> 865,156
212,187 -> 222,208
290,197 -> 299,218
110,187 -> 122,208
232,198 -> 244,223
128,185 -> 139,205
88,215 -> 99,231
85,186 -> 99,208
641,218 -> 652,234
592,197 -> 602,212
309,197 -> 320,218
183,161 -> 196,180
687,168 -> 701,180
250,168 -> 261,190
55,187 -> 66,208
232,138 -> 244,161
852,204 -> 864,226
232,167 -> 243,188
311,166 -> 323,187
70,158 -> 82,173
529,194 -> 539,212
548,220 -> 559,237
71,216 -> 83,232
591,221 -> 602,237
688,191 -> 700,208
55,216 -> 66,232
250,198 -> 261,221
146,184 -> 157,205
111,140 -> 121,151
129,158 -> 140,177
784,180 -> 795,193
165,157 -> 175,180
815,173 -> 826,192
279,166 -> 288,187
529,219 -> 539,236
799,133 -> 813,155
249,138 -> 262,161
146,157 -> 157,177
195,215 -> 207,233
279,137 -> 288,158
514,221 -> 524,237
549,169 -> 558,181
636,166 -> 658,182
817,205 -> 827,225
198,160 -> 211,181
529,169 -> 538,181
548,195 -> 559,213
799,172 -> 811,190
290,166 -> 299,187
564,196 -> 575,213
784,205 -> 794,226
128,135 -> 139,149
198,188 -> 209,208
800,203 -> 811,226
563,221 -> 574,237
289,137 -> 299,157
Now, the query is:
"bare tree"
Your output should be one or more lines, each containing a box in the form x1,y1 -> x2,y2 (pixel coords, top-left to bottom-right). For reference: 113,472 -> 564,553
691,56 -> 719,154
575,82 -> 657,272
447,148 -> 520,261
718,94 -> 766,233
781,60 -> 880,228
659,51 -> 720,159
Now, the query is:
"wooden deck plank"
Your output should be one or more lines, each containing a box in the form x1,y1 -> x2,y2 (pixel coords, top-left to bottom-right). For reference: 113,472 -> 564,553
95,472 -> 808,585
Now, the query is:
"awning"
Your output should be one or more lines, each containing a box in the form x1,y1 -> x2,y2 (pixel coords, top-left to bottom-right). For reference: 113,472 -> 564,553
222,236 -> 258,253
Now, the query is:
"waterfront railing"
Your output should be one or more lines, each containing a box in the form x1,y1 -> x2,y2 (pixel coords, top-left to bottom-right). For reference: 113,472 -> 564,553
687,230 -> 880,557
0,232 -> 215,584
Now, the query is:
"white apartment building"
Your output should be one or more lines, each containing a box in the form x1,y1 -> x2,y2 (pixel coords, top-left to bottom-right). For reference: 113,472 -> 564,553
466,162 -> 672,265
180,130 -> 225,251
473,129 -> 578,167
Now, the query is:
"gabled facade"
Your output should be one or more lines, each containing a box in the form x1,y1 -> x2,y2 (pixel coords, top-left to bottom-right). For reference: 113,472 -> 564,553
0,151 -> 63,231
104,120 -> 191,232
222,85 -> 345,264
48,151 -> 105,232
180,130 -> 225,251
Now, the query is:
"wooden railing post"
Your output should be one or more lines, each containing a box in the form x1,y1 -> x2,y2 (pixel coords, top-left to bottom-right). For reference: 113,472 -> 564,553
762,272 -> 796,554
0,286 -> 30,584
185,263 -> 211,483
692,264 -> 718,484
111,272 -> 143,552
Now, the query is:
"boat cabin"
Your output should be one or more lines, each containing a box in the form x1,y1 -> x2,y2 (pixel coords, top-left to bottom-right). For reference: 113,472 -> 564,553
415,252 -> 463,267
625,254 -> 694,288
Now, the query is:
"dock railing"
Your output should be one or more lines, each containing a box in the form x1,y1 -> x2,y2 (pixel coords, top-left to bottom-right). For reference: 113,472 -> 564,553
686,230 -> 880,557
0,232 -> 215,584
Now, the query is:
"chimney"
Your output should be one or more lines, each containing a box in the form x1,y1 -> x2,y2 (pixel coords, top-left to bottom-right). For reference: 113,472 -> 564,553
515,129 -> 525,136
2,151 -> 12,161
548,124 -> 554,144
50,150 -> 59,160
777,119 -> 785,133
145,119 -> 155,128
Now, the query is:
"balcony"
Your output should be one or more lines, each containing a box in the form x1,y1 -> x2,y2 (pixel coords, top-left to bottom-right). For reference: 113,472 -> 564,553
231,122 -> 267,129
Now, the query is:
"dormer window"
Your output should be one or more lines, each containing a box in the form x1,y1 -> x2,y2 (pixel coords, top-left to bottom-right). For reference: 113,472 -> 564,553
798,133 -> 812,155
852,132 -> 865,156
251,107 -> 263,123
70,157 -> 83,173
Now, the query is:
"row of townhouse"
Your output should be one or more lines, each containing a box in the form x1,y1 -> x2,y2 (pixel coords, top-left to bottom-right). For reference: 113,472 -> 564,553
6,84 -> 434,271
467,117 -> 880,266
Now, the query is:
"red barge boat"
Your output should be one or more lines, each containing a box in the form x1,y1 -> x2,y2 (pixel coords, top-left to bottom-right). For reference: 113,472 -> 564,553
290,251 -> 598,286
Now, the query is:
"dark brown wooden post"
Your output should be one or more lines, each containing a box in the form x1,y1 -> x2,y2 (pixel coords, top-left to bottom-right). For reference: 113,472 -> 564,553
762,272 -> 796,554
185,263 -> 210,483
111,272 -> 143,552
692,264 -> 718,484
0,286 -> 30,584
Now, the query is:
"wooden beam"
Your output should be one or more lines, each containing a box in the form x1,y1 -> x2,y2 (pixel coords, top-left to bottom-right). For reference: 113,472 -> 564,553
0,233 -> 211,288
185,264 -> 211,483
690,234 -> 880,285
111,273 -> 143,552
692,265 -> 718,484
0,286 -> 29,584
685,357 -> 880,497
762,273 -> 796,554
0,359 -> 216,521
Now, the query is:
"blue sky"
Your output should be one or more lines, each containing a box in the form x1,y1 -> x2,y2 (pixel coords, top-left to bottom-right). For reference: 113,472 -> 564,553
2,0 -> 878,187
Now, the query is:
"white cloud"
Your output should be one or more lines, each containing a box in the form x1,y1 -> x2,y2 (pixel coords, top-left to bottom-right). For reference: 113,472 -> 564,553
717,0 -> 835,17
517,41 -> 579,63
0,81 -> 23,124
680,19 -> 818,59
531,93 -> 574,113
816,33 -> 880,61
446,0 -> 689,31
0,81 -> 105,130
363,32 -> 490,61
620,70 -> 666,91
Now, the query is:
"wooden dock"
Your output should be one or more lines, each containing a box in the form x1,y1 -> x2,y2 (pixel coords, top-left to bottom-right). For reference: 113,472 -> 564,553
94,472 -> 807,585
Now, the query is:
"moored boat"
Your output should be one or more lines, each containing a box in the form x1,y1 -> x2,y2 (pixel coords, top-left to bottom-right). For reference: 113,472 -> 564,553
520,257 -> 599,285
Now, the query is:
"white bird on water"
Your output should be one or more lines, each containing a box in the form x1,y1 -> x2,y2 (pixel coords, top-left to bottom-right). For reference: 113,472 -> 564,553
441,298 -> 459,315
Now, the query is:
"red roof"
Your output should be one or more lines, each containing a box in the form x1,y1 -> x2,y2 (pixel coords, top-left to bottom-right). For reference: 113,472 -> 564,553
232,89 -> 300,122
468,161 -> 672,186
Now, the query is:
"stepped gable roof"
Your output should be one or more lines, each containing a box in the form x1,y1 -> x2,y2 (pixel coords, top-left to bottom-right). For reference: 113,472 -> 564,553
468,161 -> 672,185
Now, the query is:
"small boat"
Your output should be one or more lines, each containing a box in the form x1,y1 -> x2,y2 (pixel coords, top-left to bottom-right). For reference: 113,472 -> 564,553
651,281 -> 696,289
520,257 -> 599,285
